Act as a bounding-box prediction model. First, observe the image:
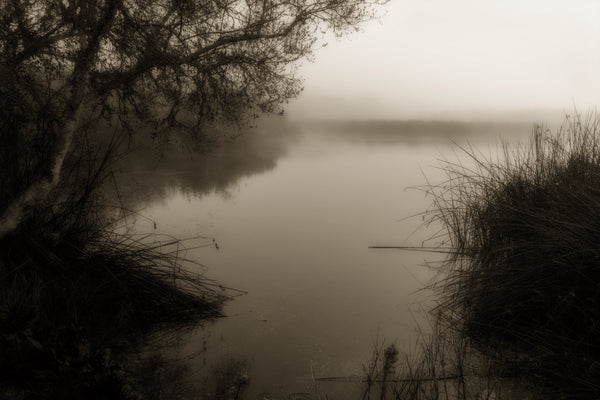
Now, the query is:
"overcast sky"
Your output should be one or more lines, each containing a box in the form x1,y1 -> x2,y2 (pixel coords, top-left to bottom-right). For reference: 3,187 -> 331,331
287,0 -> 600,120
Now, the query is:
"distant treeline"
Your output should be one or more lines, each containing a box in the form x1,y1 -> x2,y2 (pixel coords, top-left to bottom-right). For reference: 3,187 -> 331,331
304,119 -> 532,143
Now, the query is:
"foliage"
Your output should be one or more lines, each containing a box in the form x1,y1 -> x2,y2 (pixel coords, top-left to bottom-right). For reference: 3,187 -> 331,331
429,113 -> 600,399
0,0 -> 387,395
0,132 -> 229,398
0,0 -> 383,212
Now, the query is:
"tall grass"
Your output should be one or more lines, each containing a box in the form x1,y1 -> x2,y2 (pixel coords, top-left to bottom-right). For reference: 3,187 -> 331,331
314,320 -> 528,400
427,112 -> 600,399
0,129 -> 229,398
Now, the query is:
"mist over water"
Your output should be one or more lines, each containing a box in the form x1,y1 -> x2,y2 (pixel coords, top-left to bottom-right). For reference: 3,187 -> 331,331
115,117 -> 532,397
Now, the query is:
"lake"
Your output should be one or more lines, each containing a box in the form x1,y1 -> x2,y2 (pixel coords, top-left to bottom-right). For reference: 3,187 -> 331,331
116,118 -> 532,398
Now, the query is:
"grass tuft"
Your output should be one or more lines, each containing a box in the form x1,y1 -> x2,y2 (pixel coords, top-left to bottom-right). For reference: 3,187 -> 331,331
0,131 -> 228,398
428,112 -> 600,399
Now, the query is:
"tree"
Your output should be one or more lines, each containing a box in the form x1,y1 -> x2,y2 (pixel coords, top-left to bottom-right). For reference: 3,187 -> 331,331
0,0 -> 383,237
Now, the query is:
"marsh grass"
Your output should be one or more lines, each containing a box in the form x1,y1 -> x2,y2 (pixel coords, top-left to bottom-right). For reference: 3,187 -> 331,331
314,320 -> 529,400
424,112 -> 600,399
0,131 -> 229,398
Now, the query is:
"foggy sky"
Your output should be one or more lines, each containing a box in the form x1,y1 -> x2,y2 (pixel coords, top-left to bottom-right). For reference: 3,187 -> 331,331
287,0 -> 600,120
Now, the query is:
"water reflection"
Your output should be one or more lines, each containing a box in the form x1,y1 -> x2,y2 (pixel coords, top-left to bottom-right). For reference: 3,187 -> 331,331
302,119 -> 531,146
117,119 -> 531,398
113,117 -> 301,209
113,118 -> 531,211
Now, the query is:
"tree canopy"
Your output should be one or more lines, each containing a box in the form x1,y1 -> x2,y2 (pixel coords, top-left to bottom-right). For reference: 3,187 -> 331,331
0,0 -> 383,235
1,0 -> 381,133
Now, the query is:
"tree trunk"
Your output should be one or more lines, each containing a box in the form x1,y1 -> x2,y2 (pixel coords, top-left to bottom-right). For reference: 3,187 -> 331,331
0,103 -> 83,239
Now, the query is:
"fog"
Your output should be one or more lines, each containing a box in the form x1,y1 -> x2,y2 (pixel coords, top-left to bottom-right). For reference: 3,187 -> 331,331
288,0 -> 600,121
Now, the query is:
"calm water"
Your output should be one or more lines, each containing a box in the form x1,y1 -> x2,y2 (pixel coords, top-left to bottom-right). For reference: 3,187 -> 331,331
119,118 -> 531,398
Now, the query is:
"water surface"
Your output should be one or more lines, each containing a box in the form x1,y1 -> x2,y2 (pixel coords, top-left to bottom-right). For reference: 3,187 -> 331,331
120,118 -> 531,397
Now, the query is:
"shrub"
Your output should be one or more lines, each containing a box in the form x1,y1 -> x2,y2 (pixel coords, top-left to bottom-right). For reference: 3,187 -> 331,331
430,113 -> 600,398
0,132 -> 227,398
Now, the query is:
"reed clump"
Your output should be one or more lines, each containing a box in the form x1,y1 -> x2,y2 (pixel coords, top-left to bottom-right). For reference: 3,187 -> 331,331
0,134 -> 227,398
430,113 -> 600,399
358,325 -> 520,400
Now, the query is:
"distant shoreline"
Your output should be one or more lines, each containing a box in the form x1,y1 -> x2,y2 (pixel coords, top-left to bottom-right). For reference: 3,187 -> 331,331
293,118 -> 535,142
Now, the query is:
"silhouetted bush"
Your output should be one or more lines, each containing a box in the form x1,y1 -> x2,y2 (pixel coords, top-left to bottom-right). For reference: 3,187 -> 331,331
431,113 -> 600,399
0,134 -> 226,398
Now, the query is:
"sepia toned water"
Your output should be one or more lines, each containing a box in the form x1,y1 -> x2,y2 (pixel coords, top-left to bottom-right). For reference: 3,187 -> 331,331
119,118 -> 531,398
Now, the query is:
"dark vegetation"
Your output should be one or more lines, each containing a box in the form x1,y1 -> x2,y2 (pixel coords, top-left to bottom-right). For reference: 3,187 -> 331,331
1,0 -> 382,397
0,0 -> 383,234
427,113 -> 600,399
0,131 -> 228,399
351,113 -> 600,400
